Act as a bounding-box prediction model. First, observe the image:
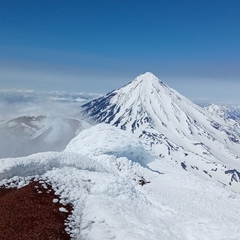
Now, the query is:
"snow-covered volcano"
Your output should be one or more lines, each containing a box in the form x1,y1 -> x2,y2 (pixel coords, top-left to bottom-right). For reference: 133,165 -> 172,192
83,72 -> 240,190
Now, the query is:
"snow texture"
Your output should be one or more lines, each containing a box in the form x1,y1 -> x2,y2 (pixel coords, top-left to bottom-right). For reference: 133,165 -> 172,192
0,123 -> 240,240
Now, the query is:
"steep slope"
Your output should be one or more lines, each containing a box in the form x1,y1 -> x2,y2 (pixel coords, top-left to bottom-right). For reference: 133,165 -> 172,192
83,72 -> 240,190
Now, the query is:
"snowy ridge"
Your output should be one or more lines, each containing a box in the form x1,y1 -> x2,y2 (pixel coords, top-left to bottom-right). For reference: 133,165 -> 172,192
206,104 -> 228,119
66,124 -> 154,167
205,104 -> 240,128
199,101 -> 240,123
83,72 -> 240,190
1,124 -> 240,239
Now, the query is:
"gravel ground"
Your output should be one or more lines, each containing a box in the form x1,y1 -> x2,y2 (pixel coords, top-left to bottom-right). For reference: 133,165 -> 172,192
0,181 -> 72,240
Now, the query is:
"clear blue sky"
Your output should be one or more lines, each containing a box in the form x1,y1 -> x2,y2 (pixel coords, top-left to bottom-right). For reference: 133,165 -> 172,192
0,0 -> 240,102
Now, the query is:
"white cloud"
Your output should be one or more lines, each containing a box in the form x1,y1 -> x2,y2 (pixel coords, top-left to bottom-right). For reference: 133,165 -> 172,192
0,90 -> 101,121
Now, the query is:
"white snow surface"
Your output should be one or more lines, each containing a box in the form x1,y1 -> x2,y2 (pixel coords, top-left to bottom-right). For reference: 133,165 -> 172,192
1,123 -> 240,240
83,72 -> 240,192
65,124 -> 154,167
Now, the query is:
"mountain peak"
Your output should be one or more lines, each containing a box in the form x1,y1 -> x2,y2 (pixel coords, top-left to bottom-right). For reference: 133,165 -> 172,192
133,72 -> 161,85
82,72 -> 172,131
83,72 -> 240,193
139,72 -> 157,79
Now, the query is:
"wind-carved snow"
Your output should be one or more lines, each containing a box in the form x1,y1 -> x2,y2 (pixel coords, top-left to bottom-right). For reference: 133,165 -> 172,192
83,72 -> 240,192
1,123 -> 240,240
66,124 -> 154,167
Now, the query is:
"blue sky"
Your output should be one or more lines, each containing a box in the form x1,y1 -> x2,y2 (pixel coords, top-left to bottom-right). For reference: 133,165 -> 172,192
0,0 -> 240,102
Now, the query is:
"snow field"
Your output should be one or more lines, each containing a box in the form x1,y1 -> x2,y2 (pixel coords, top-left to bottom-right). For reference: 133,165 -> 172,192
1,123 -> 240,239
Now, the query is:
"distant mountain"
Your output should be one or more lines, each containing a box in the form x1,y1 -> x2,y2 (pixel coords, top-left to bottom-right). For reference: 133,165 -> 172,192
0,115 -> 90,158
224,105 -> 240,122
83,72 -> 240,191
205,104 -> 229,119
204,104 -> 240,125
195,100 -> 240,123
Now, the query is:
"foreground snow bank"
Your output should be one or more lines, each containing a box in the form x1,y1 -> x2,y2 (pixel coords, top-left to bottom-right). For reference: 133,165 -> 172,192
65,123 -> 154,166
1,124 -> 240,240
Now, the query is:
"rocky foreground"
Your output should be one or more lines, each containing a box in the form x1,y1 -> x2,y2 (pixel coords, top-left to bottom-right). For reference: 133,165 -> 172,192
0,181 -> 72,240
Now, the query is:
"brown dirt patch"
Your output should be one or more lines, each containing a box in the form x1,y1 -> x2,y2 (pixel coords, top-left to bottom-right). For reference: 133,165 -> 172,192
0,181 -> 72,240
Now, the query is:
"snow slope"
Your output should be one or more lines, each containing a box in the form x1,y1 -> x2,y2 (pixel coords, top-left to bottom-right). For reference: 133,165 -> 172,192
83,72 -> 240,191
1,124 -> 240,240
